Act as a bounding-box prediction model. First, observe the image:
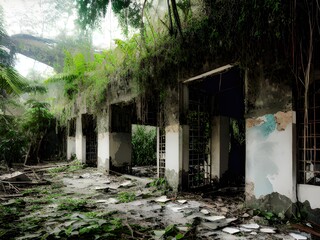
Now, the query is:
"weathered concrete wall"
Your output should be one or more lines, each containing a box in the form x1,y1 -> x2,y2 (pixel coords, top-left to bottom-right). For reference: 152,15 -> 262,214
67,137 -> 75,160
245,66 -> 292,117
211,116 -> 230,179
109,132 -> 131,167
246,111 -> 295,213
298,184 -> 320,209
97,132 -> 110,171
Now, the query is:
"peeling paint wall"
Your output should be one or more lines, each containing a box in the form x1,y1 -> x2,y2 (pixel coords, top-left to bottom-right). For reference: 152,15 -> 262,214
246,111 -> 295,202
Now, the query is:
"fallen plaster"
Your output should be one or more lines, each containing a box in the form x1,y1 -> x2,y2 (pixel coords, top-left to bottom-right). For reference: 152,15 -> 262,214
246,192 -> 293,217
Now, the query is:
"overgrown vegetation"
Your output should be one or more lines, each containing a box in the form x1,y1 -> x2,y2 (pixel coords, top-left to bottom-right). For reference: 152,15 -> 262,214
117,192 -> 136,203
132,125 -> 156,166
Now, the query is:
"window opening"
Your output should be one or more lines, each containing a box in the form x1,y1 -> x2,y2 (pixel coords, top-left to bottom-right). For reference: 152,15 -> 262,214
188,88 -> 211,189
298,80 -> 320,185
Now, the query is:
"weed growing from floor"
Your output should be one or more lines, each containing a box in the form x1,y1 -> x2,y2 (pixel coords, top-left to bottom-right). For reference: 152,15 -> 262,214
58,198 -> 89,211
117,192 -> 136,203
148,178 -> 172,194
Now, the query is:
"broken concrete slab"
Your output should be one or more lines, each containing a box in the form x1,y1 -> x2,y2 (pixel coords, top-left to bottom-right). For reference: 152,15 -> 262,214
222,227 -> 240,234
201,218 -> 237,230
240,223 -> 260,229
260,227 -> 276,233
200,209 -> 210,215
240,227 -> 252,232
289,233 -> 308,240
242,213 -> 250,218
155,195 -> 171,203
202,216 -> 226,222
119,180 -> 134,188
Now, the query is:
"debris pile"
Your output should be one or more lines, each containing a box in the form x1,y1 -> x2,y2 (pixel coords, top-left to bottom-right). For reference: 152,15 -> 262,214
0,163 -> 320,239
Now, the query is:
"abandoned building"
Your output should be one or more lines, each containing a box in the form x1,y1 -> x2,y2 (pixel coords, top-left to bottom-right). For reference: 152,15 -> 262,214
65,56 -> 320,223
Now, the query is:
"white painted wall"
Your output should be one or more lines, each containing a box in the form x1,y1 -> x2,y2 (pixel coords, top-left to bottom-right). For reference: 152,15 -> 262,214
246,112 -> 295,201
97,132 -> 110,172
67,137 -> 75,160
165,125 -> 180,190
298,184 -> 320,209
75,115 -> 86,163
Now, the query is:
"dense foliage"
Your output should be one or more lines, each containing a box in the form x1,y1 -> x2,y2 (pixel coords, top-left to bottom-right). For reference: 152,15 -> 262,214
45,0 -> 320,124
132,125 -> 156,166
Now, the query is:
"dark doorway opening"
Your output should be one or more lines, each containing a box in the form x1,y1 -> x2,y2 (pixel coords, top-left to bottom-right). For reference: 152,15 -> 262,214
82,114 -> 97,167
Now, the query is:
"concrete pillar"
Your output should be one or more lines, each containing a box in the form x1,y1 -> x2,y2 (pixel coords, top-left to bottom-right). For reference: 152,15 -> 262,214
163,86 -> 189,190
75,115 -> 86,163
97,109 -> 110,172
157,127 -> 160,178
67,136 -> 75,160
211,116 -> 230,179
165,124 -> 189,191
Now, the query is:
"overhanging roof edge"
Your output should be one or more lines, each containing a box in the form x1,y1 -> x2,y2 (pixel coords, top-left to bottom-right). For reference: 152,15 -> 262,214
183,63 -> 235,84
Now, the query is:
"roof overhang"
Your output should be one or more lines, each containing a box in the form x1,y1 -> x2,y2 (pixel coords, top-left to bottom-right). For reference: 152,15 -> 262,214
183,63 -> 235,84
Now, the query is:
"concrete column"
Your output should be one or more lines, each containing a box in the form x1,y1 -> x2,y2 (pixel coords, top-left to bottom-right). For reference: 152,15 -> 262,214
211,116 -> 230,180
164,86 -> 189,190
97,109 -> 110,172
157,127 -> 160,178
75,115 -> 86,163
67,137 -> 75,160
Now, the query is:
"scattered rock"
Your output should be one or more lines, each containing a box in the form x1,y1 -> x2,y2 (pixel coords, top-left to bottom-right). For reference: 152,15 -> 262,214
200,209 -> 210,215
240,227 -> 252,232
242,213 -> 250,218
250,231 -> 257,235
155,195 -> 171,203
260,228 -> 276,233
222,227 -> 240,234
221,207 -> 229,212
119,180 -> 134,188
103,198 -> 119,204
177,200 -> 187,204
203,216 -> 226,222
241,223 -> 260,229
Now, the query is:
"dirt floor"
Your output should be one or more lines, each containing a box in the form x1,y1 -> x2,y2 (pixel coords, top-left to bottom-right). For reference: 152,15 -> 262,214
0,162 -> 313,239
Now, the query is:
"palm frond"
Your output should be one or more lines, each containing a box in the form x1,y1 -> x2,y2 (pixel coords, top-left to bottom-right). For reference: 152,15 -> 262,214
45,72 -> 78,84
0,66 -> 28,94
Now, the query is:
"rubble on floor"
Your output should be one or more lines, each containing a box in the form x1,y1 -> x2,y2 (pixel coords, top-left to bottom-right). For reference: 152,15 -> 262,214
0,163 -> 319,239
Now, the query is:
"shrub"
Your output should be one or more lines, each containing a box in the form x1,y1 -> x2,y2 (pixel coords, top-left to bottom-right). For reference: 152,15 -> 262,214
132,125 -> 156,166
